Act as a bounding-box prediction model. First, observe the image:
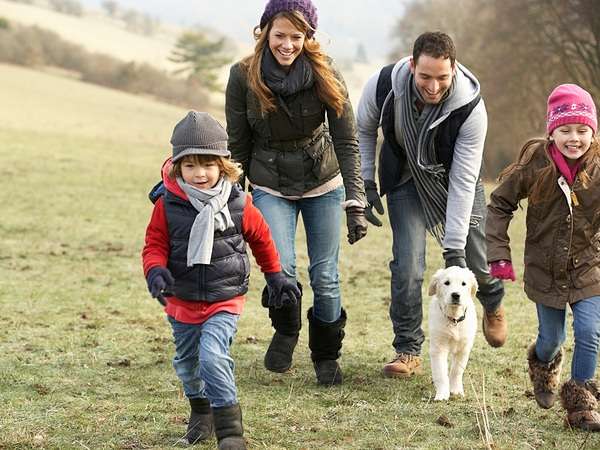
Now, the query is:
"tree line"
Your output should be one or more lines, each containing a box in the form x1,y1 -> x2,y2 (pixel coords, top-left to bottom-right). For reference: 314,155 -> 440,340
389,0 -> 599,178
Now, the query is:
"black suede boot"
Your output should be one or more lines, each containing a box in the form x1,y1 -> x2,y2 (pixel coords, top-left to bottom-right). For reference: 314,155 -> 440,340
213,403 -> 246,450
186,397 -> 214,444
308,307 -> 347,386
262,284 -> 302,373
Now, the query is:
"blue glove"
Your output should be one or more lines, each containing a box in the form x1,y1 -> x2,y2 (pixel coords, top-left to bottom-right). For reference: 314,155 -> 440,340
146,267 -> 175,306
264,272 -> 301,309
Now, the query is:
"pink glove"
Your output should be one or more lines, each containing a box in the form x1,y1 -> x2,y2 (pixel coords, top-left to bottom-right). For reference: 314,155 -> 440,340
489,260 -> 516,281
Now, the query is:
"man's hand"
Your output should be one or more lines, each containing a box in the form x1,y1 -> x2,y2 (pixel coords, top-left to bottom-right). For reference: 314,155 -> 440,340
364,179 -> 384,227
346,206 -> 368,244
443,249 -> 467,268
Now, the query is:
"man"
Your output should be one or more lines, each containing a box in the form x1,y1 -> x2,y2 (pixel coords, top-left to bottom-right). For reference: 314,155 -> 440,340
357,32 -> 506,378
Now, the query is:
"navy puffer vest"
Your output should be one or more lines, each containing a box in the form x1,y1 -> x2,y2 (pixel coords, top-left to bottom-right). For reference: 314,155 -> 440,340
376,63 -> 481,195
164,184 -> 250,302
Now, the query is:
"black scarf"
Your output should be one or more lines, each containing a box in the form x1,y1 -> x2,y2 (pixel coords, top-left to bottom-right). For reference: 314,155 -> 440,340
261,46 -> 314,116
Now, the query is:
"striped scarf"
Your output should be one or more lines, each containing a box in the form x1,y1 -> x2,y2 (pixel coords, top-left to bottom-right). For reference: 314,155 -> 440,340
401,74 -> 454,245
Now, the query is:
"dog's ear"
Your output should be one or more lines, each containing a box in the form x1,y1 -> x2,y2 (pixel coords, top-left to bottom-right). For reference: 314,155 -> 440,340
470,271 -> 478,298
428,269 -> 443,296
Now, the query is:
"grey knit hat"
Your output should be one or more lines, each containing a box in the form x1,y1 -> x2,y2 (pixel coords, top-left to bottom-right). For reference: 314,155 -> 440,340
170,111 -> 230,162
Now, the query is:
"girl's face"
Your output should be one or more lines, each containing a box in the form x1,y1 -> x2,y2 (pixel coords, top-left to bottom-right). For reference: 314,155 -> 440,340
551,123 -> 594,162
268,16 -> 305,69
181,158 -> 221,190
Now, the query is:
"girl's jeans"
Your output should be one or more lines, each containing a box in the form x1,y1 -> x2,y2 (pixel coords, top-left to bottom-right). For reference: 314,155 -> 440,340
251,186 -> 344,323
536,296 -> 600,382
168,312 -> 239,407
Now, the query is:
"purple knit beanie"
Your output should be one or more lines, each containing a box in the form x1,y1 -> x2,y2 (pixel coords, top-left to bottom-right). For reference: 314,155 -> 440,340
259,0 -> 318,38
547,84 -> 597,135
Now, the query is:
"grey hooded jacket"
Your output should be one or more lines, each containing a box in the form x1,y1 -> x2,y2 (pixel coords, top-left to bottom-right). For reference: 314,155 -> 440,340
357,56 -> 487,250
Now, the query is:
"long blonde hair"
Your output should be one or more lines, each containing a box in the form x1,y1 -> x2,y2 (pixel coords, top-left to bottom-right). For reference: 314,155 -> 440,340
499,136 -> 600,204
240,11 -> 346,117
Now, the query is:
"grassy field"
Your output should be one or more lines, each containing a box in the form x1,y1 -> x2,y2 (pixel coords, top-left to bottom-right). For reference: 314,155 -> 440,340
1,63 -> 599,449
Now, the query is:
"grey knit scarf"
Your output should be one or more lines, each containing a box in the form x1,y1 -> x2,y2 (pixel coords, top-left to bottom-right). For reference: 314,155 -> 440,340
401,74 -> 455,245
176,177 -> 234,266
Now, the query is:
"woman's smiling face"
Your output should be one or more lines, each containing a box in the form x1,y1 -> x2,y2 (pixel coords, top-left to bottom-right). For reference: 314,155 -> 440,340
268,16 -> 305,69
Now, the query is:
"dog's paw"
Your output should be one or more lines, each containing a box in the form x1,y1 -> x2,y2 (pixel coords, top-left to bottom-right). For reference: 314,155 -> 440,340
434,391 -> 450,401
450,390 -> 465,399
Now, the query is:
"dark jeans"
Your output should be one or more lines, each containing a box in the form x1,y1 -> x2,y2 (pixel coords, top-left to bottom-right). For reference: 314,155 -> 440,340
387,179 -> 504,355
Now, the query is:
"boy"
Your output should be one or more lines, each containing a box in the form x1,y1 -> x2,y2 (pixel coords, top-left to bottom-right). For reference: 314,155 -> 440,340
142,111 -> 299,449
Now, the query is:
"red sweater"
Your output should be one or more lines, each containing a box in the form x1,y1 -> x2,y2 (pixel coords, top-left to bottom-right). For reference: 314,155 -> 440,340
142,159 -> 281,324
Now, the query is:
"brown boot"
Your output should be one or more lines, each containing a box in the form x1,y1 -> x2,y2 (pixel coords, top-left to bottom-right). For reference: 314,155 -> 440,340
527,343 -> 563,409
382,353 -> 422,378
560,380 -> 600,431
482,305 -> 507,347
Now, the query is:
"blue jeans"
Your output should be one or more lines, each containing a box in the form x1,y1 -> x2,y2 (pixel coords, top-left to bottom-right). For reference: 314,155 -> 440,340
386,179 -> 504,354
535,297 -> 600,382
168,312 -> 239,408
251,186 -> 344,323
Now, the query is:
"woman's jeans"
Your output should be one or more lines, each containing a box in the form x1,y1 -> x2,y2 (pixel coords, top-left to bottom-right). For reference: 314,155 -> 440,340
251,186 -> 344,323
386,179 -> 504,355
168,312 -> 239,408
535,296 -> 600,382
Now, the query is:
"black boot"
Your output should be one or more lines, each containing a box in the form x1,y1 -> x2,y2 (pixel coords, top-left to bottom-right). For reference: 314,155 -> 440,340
308,307 -> 347,386
186,397 -> 214,444
213,403 -> 246,450
262,284 -> 302,373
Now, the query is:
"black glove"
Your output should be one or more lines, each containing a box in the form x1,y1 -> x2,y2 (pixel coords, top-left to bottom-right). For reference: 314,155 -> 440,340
264,272 -> 301,308
443,248 -> 467,268
346,206 -> 368,244
146,267 -> 175,306
364,179 -> 384,227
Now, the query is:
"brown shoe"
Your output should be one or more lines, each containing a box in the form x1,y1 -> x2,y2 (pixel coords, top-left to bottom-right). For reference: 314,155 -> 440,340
482,305 -> 507,348
382,353 -> 422,378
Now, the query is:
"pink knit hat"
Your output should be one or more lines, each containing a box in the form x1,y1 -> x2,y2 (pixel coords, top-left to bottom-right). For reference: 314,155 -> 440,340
547,84 -> 597,135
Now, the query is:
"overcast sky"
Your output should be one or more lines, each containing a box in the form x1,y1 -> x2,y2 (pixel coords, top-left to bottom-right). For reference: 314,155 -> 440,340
79,0 -> 406,60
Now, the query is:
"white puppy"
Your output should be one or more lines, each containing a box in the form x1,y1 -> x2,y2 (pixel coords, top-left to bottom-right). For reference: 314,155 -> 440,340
428,266 -> 478,401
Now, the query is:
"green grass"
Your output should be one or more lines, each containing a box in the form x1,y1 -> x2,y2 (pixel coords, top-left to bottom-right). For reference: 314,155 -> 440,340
1,63 -> 599,449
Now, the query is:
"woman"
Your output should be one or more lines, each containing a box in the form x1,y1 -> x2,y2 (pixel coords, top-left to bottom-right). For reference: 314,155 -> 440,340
225,0 -> 367,386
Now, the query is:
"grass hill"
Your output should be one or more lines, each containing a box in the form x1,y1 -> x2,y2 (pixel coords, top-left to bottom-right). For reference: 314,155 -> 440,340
0,0 -> 179,71
1,61 -> 598,448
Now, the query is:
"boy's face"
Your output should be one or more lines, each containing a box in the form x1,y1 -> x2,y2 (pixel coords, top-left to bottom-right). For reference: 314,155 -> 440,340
181,157 -> 221,189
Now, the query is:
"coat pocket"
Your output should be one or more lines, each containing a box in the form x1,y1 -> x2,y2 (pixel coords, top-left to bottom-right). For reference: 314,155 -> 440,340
524,249 -> 553,293
304,134 -> 339,180
571,235 -> 600,288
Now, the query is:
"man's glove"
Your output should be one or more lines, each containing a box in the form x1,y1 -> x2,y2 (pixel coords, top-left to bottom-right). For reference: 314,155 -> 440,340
264,272 -> 301,309
346,206 -> 368,244
364,179 -> 384,227
443,248 -> 467,268
146,267 -> 175,306
489,260 -> 516,281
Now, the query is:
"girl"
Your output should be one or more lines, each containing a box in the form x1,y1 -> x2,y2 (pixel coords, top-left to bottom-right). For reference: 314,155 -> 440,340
225,0 -> 367,386
142,111 -> 300,449
486,84 -> 600,431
